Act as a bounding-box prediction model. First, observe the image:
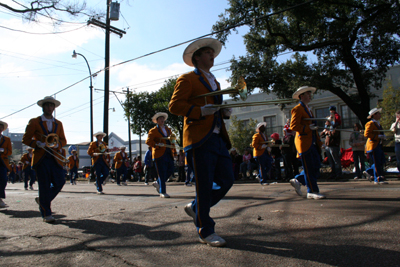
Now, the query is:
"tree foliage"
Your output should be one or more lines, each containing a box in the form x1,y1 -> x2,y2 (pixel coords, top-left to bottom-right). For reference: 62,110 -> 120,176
227,116 -> 258,154
123,78 -> 184,145
213,0 -> 400,125
0,0 -> 100,23
378,82 -> 400,130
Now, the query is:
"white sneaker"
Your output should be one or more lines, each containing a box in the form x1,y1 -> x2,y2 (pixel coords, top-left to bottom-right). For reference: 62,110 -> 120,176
261,183 -> 269,186
0,199 -> 7,208
144,182 -> 149,185
29,186 -> 34,190
160,193 -> 170,198
184,202 -> 196,223
43,215 -> 55,223
185,183 -> 192,187
199,233 -> 227,247
307,193 -> 326,199
97,191 -> 104,195
152,181 -> 160,193
374,181 -> 388,185
290,179 -> 302,196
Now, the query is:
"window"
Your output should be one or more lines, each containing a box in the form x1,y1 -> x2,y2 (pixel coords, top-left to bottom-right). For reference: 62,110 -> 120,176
340,105 -> 359,128
263,116 -> 277,137
315,107 -> 330,128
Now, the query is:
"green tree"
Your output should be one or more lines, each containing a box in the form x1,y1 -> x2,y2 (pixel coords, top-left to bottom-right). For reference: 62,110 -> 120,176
123,78 -> 184,145
378,82 -> 400,130
213,0 -> 400,125
228,116 -> 258,154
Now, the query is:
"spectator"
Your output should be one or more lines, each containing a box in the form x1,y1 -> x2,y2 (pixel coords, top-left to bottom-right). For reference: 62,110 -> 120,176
390,110 -> 400,178
270,133 -> 283,180
329,106 -> 342,128
230,148 -> 242,180
282,119 -> 299,180
321,120 -> 342,179
349,123 -> 366,179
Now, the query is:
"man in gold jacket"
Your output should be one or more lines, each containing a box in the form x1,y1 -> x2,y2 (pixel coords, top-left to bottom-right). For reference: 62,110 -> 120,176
0,120 -> 12,208
146,112 -> 176,198
87,131 -> 109,194
169,38 -> 233,247
252,122 -> 273,185
289,87 -> 325,199
22,96 -> 67,223
363,108 -> 388,184
67,149 -> 79,185
113,146 -> 128,186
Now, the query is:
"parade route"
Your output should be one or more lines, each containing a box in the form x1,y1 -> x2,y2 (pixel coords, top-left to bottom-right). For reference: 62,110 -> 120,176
1,180 -> 400,267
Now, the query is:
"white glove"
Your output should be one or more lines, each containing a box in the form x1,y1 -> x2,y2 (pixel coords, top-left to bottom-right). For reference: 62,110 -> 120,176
156,143 -> 165,147
222,108 -> 233,117
378,135 -> 386,139
201,104 -> 220,116
36,141 -> 46,148
93,153 -> 101,156
267,147 -> 272,152
0,148 -> 4,153
309,124 -> 318,130
261,144 -> 268,149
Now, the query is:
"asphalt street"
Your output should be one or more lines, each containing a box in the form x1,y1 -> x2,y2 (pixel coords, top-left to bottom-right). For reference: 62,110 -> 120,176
1,178 -> 400,267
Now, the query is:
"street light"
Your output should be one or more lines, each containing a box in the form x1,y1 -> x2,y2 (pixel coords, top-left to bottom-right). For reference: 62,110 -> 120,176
72,50 -> 94,142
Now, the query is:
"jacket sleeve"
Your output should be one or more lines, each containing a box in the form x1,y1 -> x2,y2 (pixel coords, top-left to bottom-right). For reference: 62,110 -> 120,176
87,142 -> 95,156
290,106 -> 312,135
169,74 -> 202,119
364,122 -> 376,140
22,118 -> 39,149
57,121 -> 67,148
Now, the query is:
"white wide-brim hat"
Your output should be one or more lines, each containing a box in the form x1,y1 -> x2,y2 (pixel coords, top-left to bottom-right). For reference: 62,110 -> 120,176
183,38 -> 222,67
37,96 -> 61,107
0,120 -> 8,131
120,146 -> 126,150
292,86 -> 317,100
26,147 -> 33,151
93,131 -> 107,137
256,122 -> 267,131
152,112 -> 168,124
367,107 -> 382,119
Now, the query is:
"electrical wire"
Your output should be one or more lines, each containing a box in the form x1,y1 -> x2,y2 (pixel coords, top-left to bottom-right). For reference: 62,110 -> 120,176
0,0 -> 315,120
0,24 -> 87,34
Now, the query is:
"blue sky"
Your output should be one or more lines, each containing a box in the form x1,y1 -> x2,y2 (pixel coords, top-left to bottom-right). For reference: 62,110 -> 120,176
0,0 -> 291,144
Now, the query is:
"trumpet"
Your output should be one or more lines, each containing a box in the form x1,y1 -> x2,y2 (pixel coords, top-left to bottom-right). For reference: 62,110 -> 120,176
35,132 -> 69,163
158,133 -> 178,144
190,76 -> 248,101
205,98 -> 297,109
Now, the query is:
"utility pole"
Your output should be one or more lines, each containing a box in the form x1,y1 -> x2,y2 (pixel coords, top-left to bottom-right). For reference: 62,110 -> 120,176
125,87 -> 132,159
103,0 -> 111,144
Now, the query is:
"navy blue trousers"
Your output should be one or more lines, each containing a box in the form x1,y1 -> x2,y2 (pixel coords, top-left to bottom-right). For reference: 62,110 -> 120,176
24,167 -> 36,189
35,156 -> 65,217
69,166 -> 78,183
255,153 -> 272,184
116,165 -> 127,184
0,164 -> 7,198
295,144 -> 320,193
94,159 -> 109,192
186,134 -> 234,239
154,152 -> 174,194
366,144 -> 385,182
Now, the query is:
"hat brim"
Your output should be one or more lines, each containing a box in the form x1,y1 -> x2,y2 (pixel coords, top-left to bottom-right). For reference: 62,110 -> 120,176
93,132 -> 107,137
367,108 -> 382,119
183,38 -> 222,67
256,122 -> 267,130
152,112 -> 168,124
0,121 -> 8,131
37,98 -> 61,108
292,86 -> 317,100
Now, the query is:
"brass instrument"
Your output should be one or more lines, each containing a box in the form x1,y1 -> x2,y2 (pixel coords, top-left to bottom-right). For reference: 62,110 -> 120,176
35,132 -> 69,163
190,76 -> 248,101
205,98 -> 297,109
159,133 -> 178,144
94,143 -> 112,155
157,143 -> 183,150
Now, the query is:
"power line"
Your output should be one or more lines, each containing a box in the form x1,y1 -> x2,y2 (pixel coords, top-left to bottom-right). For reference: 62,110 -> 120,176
0,24 -> 87,35
0,0 -> 315,120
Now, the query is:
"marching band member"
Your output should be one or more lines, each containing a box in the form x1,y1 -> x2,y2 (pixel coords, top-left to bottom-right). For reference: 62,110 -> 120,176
145,112 -> 176,198
0,120 -> 12,208
114,146 -> 128,186
22,96 -> 67,223
289,86 -> 326,199
252,122 -> 273,185
87,131 -> 109,194
9,161 -> 17,184
21,147 -> 36,190
67,149 -> 79,185
363,108 -> 388,184
169,38 -> 234,247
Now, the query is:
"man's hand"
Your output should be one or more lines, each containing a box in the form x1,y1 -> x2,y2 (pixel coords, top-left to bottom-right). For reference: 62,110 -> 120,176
222,108 -> 233,117
309,124 -> 318,131
201,104 -> 220,116
36,141 -> 46,148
